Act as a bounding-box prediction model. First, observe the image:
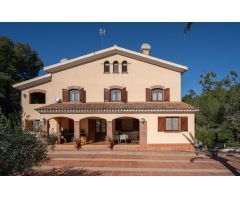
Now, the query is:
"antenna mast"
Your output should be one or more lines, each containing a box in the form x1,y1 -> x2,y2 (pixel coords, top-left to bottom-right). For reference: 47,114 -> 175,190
99,28 -> 105,49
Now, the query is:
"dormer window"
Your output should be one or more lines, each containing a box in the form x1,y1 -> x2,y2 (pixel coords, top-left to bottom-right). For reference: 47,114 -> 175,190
110,89 -> 121,101
69,89 -> 80,102
152,88 -> 163,101
113,61 -> 119,73
104,61 -> 110,73
122,61 -> 128,73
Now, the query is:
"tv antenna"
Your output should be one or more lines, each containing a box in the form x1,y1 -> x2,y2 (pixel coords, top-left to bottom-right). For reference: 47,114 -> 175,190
99,28 -> 105,49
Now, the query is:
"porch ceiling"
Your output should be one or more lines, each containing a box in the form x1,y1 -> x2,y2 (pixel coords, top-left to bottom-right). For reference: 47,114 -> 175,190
35,102 -> 198,113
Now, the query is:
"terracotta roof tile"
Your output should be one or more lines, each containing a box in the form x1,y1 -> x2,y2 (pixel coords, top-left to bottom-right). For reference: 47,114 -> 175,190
35,102 -> 198,113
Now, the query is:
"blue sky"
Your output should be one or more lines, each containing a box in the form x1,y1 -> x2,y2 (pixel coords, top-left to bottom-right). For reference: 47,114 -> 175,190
0,22 -> 239,97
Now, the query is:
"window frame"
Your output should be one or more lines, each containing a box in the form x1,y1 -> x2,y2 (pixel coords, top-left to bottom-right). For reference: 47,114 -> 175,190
32,120 -> 41,131
29,92 -> 46,104
95,119 -> 106,133
121,61 -> 128,73
165,117 -> 180,132
113,61 -> 119,73
110,88 -> 122,102
104,61 -> 110,73
151,88 -> 164,102
69,89 -> 80,102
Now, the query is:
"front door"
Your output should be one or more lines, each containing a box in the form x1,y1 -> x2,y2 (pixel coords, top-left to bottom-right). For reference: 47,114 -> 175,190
88,119 -> 95,142
95,119 -> 107,142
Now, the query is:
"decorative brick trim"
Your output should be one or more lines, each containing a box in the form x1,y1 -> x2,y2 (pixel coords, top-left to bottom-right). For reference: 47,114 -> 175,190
147,143 -> 195,151
139,121 -> 147,147
67,86 -> 81,90
29,89 -> 46,94
109,85 -> 124,89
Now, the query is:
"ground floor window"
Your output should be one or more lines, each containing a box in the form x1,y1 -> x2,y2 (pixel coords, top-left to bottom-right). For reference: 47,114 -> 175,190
95,119 -> 106,133
165,117 -> 179,131
32,120 -> 40,131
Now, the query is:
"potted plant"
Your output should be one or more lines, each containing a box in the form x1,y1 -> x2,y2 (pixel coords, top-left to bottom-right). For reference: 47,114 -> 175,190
105,136 -> 113,149
73,138 -> 81,149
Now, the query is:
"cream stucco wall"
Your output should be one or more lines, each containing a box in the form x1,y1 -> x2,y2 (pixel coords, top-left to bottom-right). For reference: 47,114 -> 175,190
21,54 -> 181,121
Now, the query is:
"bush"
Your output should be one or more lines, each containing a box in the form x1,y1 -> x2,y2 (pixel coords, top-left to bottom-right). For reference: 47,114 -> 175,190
225,143 -> 240,148
0,112 -> 54,175
216,129 -> 234,143
196,127 -> 216,149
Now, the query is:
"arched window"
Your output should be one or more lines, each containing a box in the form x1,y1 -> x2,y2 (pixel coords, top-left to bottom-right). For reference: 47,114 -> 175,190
104,61 -> 110,73
111,89 -> 121,101
113,61 -> 119,73
69,89 -> 80,102
152,88 -> 163,101
30,92 -> 46,104
122,61 -> 128,73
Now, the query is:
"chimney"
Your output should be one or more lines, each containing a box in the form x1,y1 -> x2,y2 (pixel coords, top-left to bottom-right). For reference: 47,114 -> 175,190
141,43 -> 151,55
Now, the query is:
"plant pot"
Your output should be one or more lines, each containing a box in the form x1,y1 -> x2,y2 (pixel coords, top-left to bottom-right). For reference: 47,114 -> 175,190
106,141 -> 113,149
74,142 -> 81,149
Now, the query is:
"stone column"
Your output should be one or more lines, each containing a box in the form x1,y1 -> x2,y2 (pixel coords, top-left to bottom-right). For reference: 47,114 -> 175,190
139,121 -> 147,147
107,121 -> 113,137
74,121 -> 80,139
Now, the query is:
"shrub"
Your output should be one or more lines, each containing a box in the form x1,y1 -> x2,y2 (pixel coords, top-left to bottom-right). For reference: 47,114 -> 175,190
0,112 -> 54,175
216,129 -> 234,143
225,143 -> 240,148
196,127 -> 216,149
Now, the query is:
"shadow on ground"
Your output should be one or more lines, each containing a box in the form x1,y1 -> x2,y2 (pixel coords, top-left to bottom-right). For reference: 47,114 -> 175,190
23,168 -> 102,176
208,151 -> 240,176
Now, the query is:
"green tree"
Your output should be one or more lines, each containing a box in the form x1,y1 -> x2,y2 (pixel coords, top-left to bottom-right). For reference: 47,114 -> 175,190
0,37 -> 43,116
0,112 -> 55,175
183,70 -> 240,147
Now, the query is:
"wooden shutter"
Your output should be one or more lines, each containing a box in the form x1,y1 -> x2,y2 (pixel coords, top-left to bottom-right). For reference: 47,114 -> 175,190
121,87 -> 127,103
146,88 -> 152,101
158,117 -> 165,131
181,117 -> 188,131
80,88 -> 86,103
104,88 -> 110,102
62,89 -> 69,102
164,88 -> 170,101
25,119 -> 33,131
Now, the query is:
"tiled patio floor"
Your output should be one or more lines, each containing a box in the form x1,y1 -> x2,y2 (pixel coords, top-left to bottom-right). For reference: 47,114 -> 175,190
30,149 -> 240,176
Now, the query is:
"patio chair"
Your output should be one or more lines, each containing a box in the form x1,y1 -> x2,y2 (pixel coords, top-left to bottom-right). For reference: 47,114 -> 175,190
119,134 -> 128,143
112,134 -> 120,144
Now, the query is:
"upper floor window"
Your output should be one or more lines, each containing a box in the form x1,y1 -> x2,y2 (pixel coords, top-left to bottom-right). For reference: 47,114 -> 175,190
30,92 -> 45,104
152,88 -> 163,101
113,61 -> 119,73
69,89 -> 80,102
111,89 -> 121,101
122,61 -> 128,73
104,61 -> 110,73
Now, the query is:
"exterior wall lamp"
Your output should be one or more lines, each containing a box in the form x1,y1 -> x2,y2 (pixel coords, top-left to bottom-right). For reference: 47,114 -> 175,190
140,118 -> 145,124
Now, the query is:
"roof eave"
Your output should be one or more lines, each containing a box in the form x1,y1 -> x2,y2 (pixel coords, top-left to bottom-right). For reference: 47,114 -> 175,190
12,74 -> 52,90
44,46 -> 188,73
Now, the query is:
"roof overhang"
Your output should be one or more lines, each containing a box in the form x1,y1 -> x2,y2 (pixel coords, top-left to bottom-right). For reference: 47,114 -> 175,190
44,46 -> 188,73
13,73 -> 52,90
35,102 -> 199,114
